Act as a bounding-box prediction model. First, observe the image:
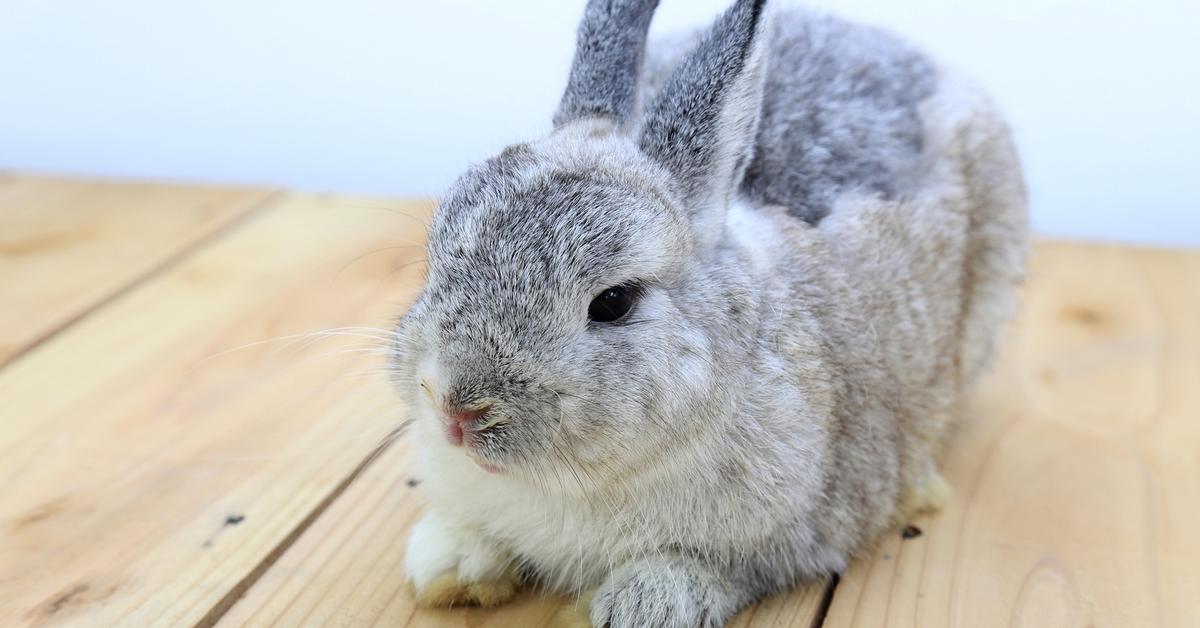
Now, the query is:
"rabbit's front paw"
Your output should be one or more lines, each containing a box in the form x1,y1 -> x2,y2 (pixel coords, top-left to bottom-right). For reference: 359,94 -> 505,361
590,560 -> 724,628
404,510 -> 517,607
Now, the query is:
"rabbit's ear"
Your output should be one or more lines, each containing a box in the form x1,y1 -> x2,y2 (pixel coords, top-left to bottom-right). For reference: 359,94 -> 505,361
638,0 -> 768,248
554,0 -> 661,128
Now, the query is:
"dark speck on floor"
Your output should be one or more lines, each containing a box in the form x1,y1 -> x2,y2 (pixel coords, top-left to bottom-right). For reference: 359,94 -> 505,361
225,514 -> 245,526
406,478 -> 421,488
901,525 -> 923,539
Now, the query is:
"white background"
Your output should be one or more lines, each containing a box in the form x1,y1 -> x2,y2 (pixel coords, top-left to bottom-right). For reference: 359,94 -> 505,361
2,0 -> 1197,246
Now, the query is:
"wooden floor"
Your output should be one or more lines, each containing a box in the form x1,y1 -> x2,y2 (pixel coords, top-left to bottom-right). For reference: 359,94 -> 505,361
1,174 -> 1197,627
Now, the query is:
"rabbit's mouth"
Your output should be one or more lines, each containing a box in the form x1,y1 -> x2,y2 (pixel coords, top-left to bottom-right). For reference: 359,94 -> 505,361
465,449 -> 507,475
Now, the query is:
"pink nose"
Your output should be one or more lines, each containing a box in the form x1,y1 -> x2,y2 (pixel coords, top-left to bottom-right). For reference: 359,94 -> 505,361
442,405 -> 490,446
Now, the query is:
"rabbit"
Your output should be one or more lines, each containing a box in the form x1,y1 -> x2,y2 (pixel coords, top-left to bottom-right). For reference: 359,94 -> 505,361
390,0 -> 1028,626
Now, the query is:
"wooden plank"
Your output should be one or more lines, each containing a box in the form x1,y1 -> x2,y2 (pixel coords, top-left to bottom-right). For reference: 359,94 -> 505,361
0,174 -> 275,366
217,434 -> 831,628
0,194 -> 435,626
822,242 -> 1200,627
730,582 -> 831,628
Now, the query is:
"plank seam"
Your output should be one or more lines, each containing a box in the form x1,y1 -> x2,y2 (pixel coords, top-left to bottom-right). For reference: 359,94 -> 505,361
0,189 -> 286,371
811,573 -> 840,628
193,425 -> 408,628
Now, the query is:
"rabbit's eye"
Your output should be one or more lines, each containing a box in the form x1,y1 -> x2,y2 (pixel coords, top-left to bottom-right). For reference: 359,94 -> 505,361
588,285 -> 638,323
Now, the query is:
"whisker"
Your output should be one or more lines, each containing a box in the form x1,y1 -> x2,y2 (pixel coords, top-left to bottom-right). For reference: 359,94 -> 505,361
191,326 -> 395,369
329,202 -> 435,231
332,245 -> 427,287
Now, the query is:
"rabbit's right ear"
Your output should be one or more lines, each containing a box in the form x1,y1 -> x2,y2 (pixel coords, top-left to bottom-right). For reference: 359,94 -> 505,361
553,0 -> 661,128
638,0 -> 767,252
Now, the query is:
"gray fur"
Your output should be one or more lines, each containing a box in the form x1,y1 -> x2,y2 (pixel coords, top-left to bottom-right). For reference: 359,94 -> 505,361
746,12 -> 937,223
642,10 -> 938,224
394,1 -> 1029,626
555,0 -> 661,127
638,0 -> 766,215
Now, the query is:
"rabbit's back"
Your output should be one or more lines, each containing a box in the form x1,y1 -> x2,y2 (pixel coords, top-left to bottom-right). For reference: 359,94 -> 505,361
643,8 -> 937,224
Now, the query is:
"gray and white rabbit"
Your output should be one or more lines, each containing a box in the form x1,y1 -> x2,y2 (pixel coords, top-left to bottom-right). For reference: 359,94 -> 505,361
391,0 -> 1027,625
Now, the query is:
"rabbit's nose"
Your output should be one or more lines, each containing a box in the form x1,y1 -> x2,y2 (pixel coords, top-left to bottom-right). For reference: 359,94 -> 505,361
446,405 -> 489,428
441,403 -> 492,446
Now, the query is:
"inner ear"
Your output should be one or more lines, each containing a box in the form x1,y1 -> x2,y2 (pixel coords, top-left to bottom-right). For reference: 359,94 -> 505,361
637,0 -> 768,247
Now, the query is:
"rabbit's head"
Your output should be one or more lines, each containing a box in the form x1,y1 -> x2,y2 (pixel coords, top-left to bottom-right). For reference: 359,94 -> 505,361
393,0 -> 770,491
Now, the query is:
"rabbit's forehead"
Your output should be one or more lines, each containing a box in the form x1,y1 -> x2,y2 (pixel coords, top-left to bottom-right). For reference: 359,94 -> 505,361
430,153 -> 684,282
433,132 -> 682,241
431,182 -> 673,287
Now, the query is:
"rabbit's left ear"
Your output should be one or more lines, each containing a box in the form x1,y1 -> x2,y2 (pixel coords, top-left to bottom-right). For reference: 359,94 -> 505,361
639,0 -> 768,249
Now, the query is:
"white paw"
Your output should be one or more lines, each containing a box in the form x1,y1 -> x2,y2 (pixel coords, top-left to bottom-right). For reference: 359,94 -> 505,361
404,510 -> 517,607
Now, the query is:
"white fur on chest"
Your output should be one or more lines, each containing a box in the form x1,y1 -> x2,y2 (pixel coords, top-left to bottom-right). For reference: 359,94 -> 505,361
416,419 -> 641,589
412,412 -> 801,592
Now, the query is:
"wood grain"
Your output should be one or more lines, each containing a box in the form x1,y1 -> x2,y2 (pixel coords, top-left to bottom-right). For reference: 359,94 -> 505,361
822,243 -> 1200,628
0,174 -> 275,366
0,193 -> 435,626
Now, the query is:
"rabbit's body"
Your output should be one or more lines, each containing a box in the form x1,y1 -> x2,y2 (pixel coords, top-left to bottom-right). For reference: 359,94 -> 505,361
396,2 -> 1027,626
